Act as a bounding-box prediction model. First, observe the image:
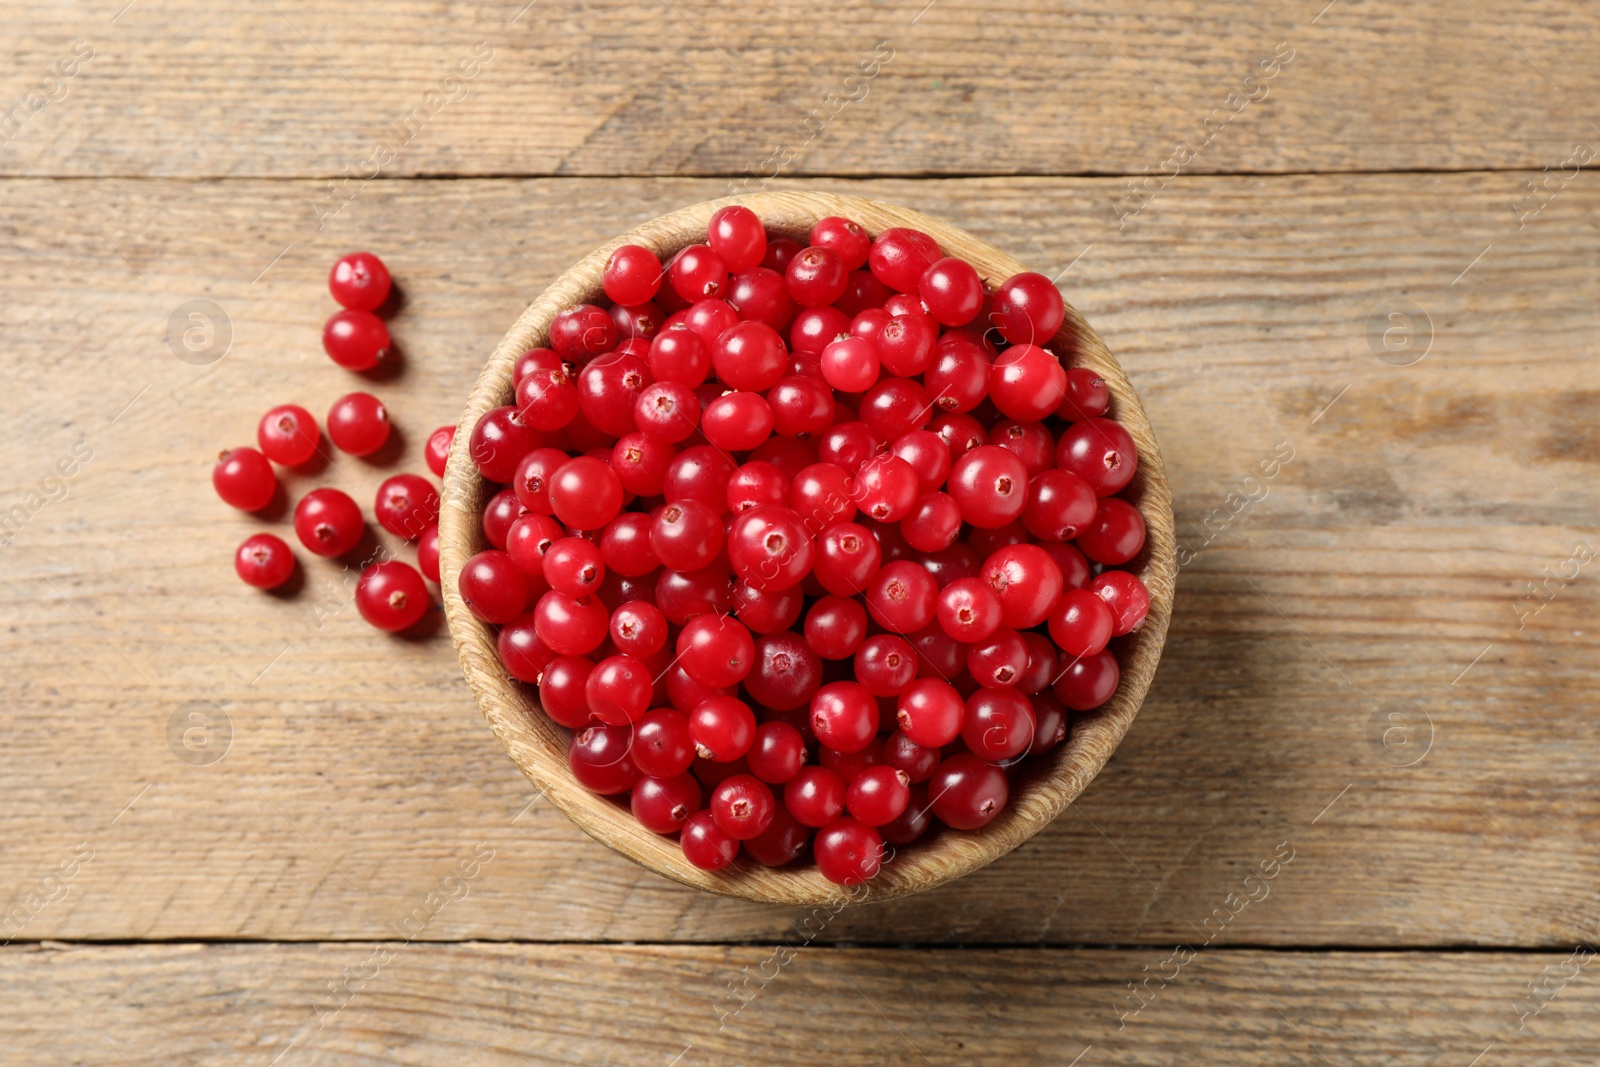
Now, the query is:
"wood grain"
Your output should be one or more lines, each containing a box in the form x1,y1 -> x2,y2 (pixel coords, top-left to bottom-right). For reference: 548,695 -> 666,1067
1,0 -> 1598,178
2,175 -> 1597,946
5,942 -> 1597,1065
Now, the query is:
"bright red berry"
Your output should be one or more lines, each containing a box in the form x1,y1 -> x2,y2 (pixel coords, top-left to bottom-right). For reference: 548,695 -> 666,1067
323,309 -> 390,370
234,533 -> 295,589
293,487 -> 363,557
356,560 -> 430,632
213,447 -> 276,511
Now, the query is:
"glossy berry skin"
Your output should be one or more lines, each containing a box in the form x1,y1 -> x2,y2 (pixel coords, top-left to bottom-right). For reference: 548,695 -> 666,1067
882,730 -> 939,784
896,677 -> 964,747
603,244 -> 663,306
982,543 -> 1064,629
928,753 -> 1009,830
785,246 -> 849,307
684,298 -> 739,345
1048,588 -> 1116,659
670,244 -> 729,301
819,422 -> 885,474
967,628 -> 1029,688
890,430 -> 951,493
810,216 -> 871,269
1023,469 -> 1098,542
744,806 -> 809,867
481,489 -> 525,550
819,335 -> 879,393
820,737 -> 883,786
865,560 -> 939,634
745,631 -> 823,712
1014,631 -> 1057,694
329,251 -> 392,311
540,655 -> 596,728
470,406 -> 540,483
648,329 -> 712,387
989,420 -> 1055,476
681,809 -> 739,870
901,492 -> 962,553
746,721 -> 805,784
710,774 -> 776,840
766,376 -> 834,439
577,353 -> 650,437
633,709 -> 695,777
655,564 -> 735,625
516,367 -> 580,431
810,681 -> 878,754
548,456 -> 623,530
790,305 -> 850,355
708,206 -> 767,272
374,474 -> 439,539
948,445 -> 1028,529
1059,367 -> 1111,421
1076,498 -> 1147,565
869,227 -> 941,293
664,446 -> 739,514
859,378 -> 932,441
846,766 -> 910,826
612,433 -> 674,497
935,576 -> 1003,643
728,506 -> 814,592
677,614 -> 755,689
506,512 -> 561,579
990,271 -> 1065,346
855,635 -> 918,697
648,499 -> 721,572
918,257 -> 984,327
322,309 -> 391,370
327,393 -> 391,456
425,425 -> 454,477
213,447 -> 277,511
534,590 -> 607,655
568,724 -> 639,795
256,405 -> 320,467
235,533 -> 295,589
804,595 -> 868,660
688,694 -> 757,762
459,549 -> 530,624
543,536 -> 605,597
1054,648 -> 1121,710
1028,693 -> 1070,756
925,334 -> 991,413
1092,570 -> 1151,634
963,688 -> 1036,763
881,784 -> 933,846
634,381 -> 701,443
931,412 -> 987,466
1042,541 -> 1093,592
356,561 -> 430,632
631,773 -> 702,835
784,766 -> 845,827
496,614 -> 553,683
1056,417 -> 1139,496
814,816 -> 883,885
585,654 -> 652,725
854,455 -> 919,523
549,304 -> 617,361
702,392 -> 774,451
988,345 -> 1066,424
610,600 -> 668,658
293,488 -> 363,557
713,321 -> 788,392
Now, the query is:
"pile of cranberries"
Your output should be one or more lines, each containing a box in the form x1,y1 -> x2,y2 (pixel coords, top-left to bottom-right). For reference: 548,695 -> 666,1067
459,207 -> 1151,886
214,251 -> 461,633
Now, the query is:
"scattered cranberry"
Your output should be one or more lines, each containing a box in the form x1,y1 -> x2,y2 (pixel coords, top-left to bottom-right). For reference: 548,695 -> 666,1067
323,310 -> 390,370
213,447 -> 277,511
374,474 -> 440,540
257,405 -> 320,466
235,533 -> 296,589
327,392 -> 391,456
329,251 -> 392,311
356,560 -> 430,632
293,488 -> 363,557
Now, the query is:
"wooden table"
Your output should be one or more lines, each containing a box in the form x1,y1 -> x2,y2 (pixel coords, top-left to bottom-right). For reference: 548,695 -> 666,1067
3,2 -> 1597,1062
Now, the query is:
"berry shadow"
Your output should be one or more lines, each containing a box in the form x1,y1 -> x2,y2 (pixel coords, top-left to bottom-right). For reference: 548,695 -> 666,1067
377,278 -> 408,318
263,559 -> 308,599
251,481 -> 292,522
288,435 -> 334,477
359,343 -> 407,385
391,601 -> 445,642
357,424 -> 409,469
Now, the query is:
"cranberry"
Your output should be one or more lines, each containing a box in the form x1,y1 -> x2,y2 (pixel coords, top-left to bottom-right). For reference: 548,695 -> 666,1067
374,474 -> 439,540
948,445 -> 1027,529
982,543 -> 1064,629
882,730 -> 939,783
323,309 -> 391,370
681,809 -> 739,870
727,267 -> 796,332
790,305 -> 850,355
1022,468 -> 1097,543
873,313 -> 938,377
711,774 -> 776,840
702,392 -> 775,451
889,430 -> 951,493
967,628 -> 1028,688
480,489 -> 524,550
804,595 -> 868,659
497,614 -> 554,683
1056,417 -> 1139,496
766,375 -> 834,439
855,634 -> 918,697
655,564 -> 734,624
612,432 -> 675,496
568,724 -> 639,795
708,206 -> 768,272
744,806 -> 810,867
424,425 -> 454,477
819,422 -> 885,473
549,456 -> 623,530
684,298 -> 740,345
846,765 -> 911,827
810,681 -> 878,753
931,412 -> 986,460
731,577 -> 804,634
1059,367 -> 1111,421
534,590 -> 608,655
632,708 -> 694,777
713,321 -> 788,391
820,736 -> 884,785
746,721 -> 805,784
762,236 -> 802,272
745,631 -> 822,711
459,549 -> 529,624
810,216 -> 871,269
213,447 -> 276,511
631,773 -> 701,835
471,406 -> 541,483
514,347 -> 563,384
235,533 -> 295,589
540,655 -> 596,728
1077,498 -> 1147,565
814,816 -> 883,885
901,492 -> 962,553
650,500 -> 722,572
608,600 -> 668,659
1092,570 -> 1151,634
577,353 -> 650,437
918,257 -> 984,326
963,688 -> 1036,763
1029,693 -> 1070,756
328,251 -> 391,311
925,334 -> 991,413
750,436 -> 819,482
854,455 -> 919,523
990,344 -> 1067,423
255,404 -> 320,467
512,448 -> 565,514
1042,541 -> 1093,591
725,464 -> 792,519
648,329 -> 712,387
516,367 -> 580,431
835,270 -> 894,316
1054,648 -> 1121,710
785,766 -> 846,827
670,244 -> 729,301
990,271 -> 1065,346
819,335 -> 880,393
1048,588 -> 1116,658
356,560 -> 430,632
936,576 -> 1003,643
786,246 -> 849,307
988,420 -> 1055,476
603,244 -> 663,305
678,613 -> 755,689
896,677 -> 964,747
293,487 -> 362,557
928,753 -> 1009,830
549,304 -> 617,361
869,227 -> 941,293
728,505 -> 814,592
865,560 -> 938,634
880,784 -> 933,845
542,536 -> 605,598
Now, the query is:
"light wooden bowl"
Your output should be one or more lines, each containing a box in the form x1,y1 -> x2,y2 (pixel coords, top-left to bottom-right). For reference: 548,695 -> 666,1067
441,191 -> 1175,906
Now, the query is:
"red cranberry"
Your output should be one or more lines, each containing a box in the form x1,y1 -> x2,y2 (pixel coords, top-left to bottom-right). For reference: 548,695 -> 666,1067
865,560 -> 938,634
745,631 -> 822,711
711,774 -> 776,840
293,487 -> 362,557
1059,367 -> 1111,421
896,677 -> 963,747
928,753 -> 1009,830
424,425 -> 454,477
1077,498 -> 1147,565
708,206 -> 767,271
1092,570 -> 1151,634
568,723 -> 639,795
982,543 -> 1064,629
918,257 -> 984,326
1048,588 -> 1116,659
868,227 -> 941,293
549,304 -> 616,361
1054,649 -> 1121,710
990,271 -> 1065,346
374,474 -> 439,540
681,809 -> 739,870
713,320 -> 788,391
235,533 -> 295,589
323,309 -> 391,370
471,406 -> 540,483
213,447 -> 276,511
329,251 -> 391,311
813,816 -> 883,885
1056,417 -> 1139,496
948,445 -> 1028,529
549,456 -> 623,530
855,634 -> 918,697
327,392 -> 391,456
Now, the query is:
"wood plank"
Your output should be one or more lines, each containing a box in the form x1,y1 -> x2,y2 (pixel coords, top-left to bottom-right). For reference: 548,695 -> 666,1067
2,0 -> 1597,177
1,174 -> 1597,945
4,943 -> 1596,1065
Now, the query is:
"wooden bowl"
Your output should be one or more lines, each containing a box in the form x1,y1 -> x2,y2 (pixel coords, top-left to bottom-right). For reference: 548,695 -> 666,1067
440,191 -> 1175,906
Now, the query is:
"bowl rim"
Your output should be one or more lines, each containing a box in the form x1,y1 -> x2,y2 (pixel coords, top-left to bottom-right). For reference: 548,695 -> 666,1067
440,190 -> 1176,907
